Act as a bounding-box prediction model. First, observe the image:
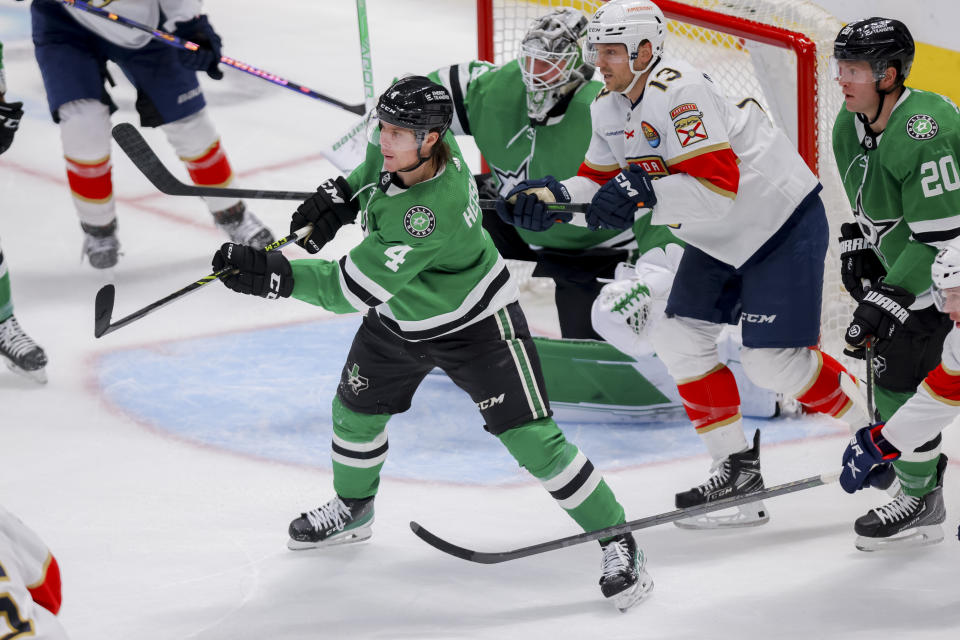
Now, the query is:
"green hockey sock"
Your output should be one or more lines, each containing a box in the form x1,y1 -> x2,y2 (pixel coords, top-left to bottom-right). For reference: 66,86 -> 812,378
330,396 -> 390,500
893,457 -> 940,497
499,418 -> 625,535
0,249 -> 12,321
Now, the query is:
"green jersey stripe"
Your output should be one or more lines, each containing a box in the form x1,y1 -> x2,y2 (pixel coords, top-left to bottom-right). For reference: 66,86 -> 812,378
342,254 -> 393,303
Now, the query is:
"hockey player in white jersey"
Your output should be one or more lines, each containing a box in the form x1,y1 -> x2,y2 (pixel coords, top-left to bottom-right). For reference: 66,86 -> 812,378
502,0 -> 866,528
838,239 -> 960,550
30,0 -> 274,269
0,505 -> 68,639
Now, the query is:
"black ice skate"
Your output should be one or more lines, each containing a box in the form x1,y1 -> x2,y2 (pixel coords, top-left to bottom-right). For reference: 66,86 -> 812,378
0,315 -> 48,384
81,220 -> 120,269
287,495 -> 374,550
675,430 -> 768,529
599,533 -> 653,613
213,202 -> 274,247
854,454 -> 948,552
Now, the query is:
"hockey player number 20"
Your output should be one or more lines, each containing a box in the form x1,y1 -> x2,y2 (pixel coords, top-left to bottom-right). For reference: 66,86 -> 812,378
384,245 -> 413,272
920,155 -> 960,198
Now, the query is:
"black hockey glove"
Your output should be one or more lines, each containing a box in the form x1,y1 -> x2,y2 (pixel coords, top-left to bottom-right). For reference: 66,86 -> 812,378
0,101 -> 23,155
174,15 -> 224,80
586,164 -> 657,231
838,222 -> 886,302
843,281 -> 915,359
840,423 -> 900,494
212,243 -> 293,299
290,177 -> 358,254
495,176 -> 573,232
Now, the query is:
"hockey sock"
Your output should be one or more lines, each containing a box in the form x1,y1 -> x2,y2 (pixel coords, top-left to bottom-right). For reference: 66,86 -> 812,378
0,248 -> 11,321
498,417 -> 625,535
58,99 -> 116,227
677,364 -> 747,459
795,350 -> 855,417
894,436 -> 942,498
162,110 -> 240,213
330,396 -> 390,500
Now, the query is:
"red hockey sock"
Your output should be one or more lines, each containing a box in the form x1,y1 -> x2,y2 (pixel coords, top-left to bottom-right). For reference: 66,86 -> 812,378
796,349 -> 852,417
182,140 -> 234,187
677,364 -> 742,433
66,155 -> 112,203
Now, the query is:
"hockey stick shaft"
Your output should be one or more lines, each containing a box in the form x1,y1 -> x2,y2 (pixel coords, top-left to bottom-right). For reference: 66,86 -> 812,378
111,123 -> 592,218
865,339 -> 876,421
355,0 -> 376,112
410,470 -> 841,564
58,0 -> 365,114
94,226 -> 311,338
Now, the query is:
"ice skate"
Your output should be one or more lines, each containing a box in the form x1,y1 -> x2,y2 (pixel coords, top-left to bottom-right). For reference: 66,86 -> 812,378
0,315 -> 47,384
213,202 -> 274,247
855,455 -> 947,552
287,495 -> 374,550
675,430 -> 768,529
81,220 -> 120,269
599,533 -> 653,613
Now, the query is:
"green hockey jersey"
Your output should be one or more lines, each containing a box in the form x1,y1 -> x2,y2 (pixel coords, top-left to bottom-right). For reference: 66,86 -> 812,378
833,88 -> 960,302
429,59 -> 667,252
289,137 -> 517,341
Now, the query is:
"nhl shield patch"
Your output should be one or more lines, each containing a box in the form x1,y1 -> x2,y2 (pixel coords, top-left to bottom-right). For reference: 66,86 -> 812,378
404,205 -> 436,238
906,114 -> 938,140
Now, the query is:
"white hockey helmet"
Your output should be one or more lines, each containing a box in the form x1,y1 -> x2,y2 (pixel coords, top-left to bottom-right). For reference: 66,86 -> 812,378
931,238 -> 960,311
519,8 -> 593,121
585,0 -> 666,93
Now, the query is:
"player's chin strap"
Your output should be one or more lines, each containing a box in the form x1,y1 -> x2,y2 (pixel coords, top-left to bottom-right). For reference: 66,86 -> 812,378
620,55 -> 661,98
397,131 -> 438,173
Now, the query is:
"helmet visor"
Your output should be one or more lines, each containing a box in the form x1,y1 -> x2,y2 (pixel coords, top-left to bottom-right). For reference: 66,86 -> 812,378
933,286 -> 960,314
584,41 -> 630,66
365,112 -> 424,152
829,56 -> 887,83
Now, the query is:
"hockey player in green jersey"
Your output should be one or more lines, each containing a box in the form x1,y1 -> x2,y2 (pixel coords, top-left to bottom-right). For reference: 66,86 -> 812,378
832,18 -> 960,548
211,76 -> 652,611
0,40 -> 48,383
430,8 -> 677,338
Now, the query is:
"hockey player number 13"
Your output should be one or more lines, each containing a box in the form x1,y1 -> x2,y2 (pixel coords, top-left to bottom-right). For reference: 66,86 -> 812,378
920,154 -> 960,198
0,561 -> 35,639
384,245 -> 413,272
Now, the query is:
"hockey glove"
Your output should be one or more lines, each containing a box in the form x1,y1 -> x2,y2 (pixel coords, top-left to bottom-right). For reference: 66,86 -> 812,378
174,15 -> 224,80
586,164 -> 657,231
843,282 -> 915,359
495,176 -> 573,232
290,177 -> 358,254
0,101 -> 23,155
838,222 -> 886,302
840,423 -> 901,493
212,243 -> 293,299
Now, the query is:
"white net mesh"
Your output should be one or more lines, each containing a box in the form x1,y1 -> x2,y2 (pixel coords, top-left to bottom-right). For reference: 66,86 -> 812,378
485,0 -> 858,372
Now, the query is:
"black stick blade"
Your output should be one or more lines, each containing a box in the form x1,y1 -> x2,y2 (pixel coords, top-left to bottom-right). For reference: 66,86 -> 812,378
410,522 -> 504,564
94,284 -> 116,338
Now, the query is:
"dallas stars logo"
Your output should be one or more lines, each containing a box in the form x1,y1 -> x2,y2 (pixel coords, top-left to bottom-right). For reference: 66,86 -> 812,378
403,206 -> 436,238
854,190 -> 898,249
490,156 -> 531,196
906,114 -> 938,140
346,363 -> 369,395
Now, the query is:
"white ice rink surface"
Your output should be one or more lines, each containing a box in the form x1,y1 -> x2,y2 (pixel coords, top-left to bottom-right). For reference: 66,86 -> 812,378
1,1 -> 959,638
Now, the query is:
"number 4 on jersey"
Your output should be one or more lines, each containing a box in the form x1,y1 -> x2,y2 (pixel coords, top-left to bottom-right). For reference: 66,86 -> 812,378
384,245 -> 413,272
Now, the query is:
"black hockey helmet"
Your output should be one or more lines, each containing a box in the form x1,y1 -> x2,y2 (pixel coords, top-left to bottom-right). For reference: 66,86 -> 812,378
375,75 -> 453,139
834,17 -> 914,87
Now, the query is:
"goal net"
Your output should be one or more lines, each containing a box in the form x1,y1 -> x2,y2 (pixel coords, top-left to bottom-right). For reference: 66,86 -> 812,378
477,0 -> 857,370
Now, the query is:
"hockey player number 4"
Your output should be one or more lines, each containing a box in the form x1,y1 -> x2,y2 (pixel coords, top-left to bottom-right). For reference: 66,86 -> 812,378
384,245 -> 413,272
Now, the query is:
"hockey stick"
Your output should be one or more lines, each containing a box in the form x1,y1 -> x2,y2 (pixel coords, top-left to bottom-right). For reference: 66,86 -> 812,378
865,338 -> 876,421
112,123 -> 592,219
58,0 -> 366,115
94,226 -> 311,338
410,470 -> 841,564
356,0 -> 376,112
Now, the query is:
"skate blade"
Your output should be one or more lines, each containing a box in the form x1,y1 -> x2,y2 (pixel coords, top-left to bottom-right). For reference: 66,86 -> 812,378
4,359 -> 47,384
675,502 -> 769,530
855,525 -> 944,552
610,572 -> 654,613
287,526 -> 373,551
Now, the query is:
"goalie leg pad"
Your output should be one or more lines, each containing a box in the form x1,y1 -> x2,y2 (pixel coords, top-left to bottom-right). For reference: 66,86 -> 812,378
499,418 -> 625,533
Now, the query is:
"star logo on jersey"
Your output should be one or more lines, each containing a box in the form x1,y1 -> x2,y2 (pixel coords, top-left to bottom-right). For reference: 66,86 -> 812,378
854,191 -> 899,247
345,363 -> 369,395
490,157 -> 531,196
906,114 -> 938,140
403,206 -> 436,238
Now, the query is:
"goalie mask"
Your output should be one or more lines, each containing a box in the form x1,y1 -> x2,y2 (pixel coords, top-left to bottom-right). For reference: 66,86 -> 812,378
519,8 -> 594,122
585,0 -> 666,96
367,75 -> 453,171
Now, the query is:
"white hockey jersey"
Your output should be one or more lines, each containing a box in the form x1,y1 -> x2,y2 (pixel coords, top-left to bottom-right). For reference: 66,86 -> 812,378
0,506 -> 67,639
65,0 -> 203,50
883,324 -> 960,452
563,54 -> 820,267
